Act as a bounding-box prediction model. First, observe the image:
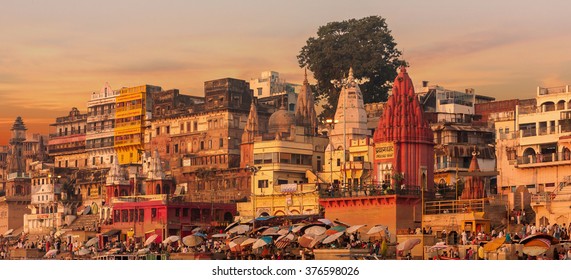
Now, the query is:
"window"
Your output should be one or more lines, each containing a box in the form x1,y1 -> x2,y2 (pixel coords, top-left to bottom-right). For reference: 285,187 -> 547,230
156,127 -> 160,136
183,208 -> 189,217
505,127 -> 510,134
257,88 -> 263,96
219,138 -> 224,148
200,141 -> 204,150
174,144 -> 179,153
166,126 -> 170,134
208,140 -> 212,149
110,155 -> 113,164
499,128 -> 504,135
166,145 -> 170,154
258,180 -> 269,189
139,209 -> 144,221
175,208 -> 180,217
337,158 -> 341,167
151,208 -> 157,218
193,121 -> 198,131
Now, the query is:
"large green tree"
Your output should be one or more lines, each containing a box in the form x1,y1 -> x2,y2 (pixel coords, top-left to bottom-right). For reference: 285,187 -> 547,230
297,16 -> 405,119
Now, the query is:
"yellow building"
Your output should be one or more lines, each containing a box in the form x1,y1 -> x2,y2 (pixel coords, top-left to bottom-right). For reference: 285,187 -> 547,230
238,72 -> 327,219
115,85 -> 161,164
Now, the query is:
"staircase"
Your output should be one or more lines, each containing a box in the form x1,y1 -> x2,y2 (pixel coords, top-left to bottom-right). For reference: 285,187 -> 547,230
64,214 -> 100,232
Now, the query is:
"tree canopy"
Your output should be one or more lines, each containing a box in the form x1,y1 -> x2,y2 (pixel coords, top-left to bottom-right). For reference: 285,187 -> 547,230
297,16 -> 405,119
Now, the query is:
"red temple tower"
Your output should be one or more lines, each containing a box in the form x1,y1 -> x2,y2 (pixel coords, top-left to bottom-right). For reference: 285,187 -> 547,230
373,66 -> 434,193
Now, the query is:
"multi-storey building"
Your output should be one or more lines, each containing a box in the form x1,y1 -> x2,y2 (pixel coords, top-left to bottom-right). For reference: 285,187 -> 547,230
48,108 -> 88,169
249,71 -> 300,112
24,171 -> 63,235
86,83 -> 119,168
238,71 -> 327,219
492,85 -> 571,226
146,78 -> 262,203
416,84 -> 496,195
115,85 -> 161,165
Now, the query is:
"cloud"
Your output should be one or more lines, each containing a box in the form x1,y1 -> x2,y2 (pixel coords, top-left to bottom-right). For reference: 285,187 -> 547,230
408,31 -> 524,66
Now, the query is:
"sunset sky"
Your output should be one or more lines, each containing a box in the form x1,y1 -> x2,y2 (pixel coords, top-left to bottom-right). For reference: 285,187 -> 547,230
2,0 -> 571,145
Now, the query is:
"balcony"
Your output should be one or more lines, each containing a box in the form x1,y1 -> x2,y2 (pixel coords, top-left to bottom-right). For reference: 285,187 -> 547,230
516,152 -> 571,168
319,185 -> 421,199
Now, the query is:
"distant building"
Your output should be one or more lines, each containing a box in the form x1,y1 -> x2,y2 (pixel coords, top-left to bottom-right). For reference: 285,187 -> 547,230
250,71 -> 300,112
86,83 -> 119,168
48,108 -> 88,170
115,85 -> 162,165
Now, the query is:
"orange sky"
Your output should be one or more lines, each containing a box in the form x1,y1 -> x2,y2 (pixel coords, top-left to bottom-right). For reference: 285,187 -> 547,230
2,1 -> 571,145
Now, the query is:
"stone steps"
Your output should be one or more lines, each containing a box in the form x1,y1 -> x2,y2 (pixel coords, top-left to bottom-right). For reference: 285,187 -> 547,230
65,214 -> 100,232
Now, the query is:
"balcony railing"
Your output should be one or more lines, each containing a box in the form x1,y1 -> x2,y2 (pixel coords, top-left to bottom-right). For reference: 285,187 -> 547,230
517,152 -> 571,165
319,185 -> 421,199
424,198 -> 486,215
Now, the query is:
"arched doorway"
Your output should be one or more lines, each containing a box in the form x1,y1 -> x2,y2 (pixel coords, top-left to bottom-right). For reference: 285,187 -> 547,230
522,148 -> 536,164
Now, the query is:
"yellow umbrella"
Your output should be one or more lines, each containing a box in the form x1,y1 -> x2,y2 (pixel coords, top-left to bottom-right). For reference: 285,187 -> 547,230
483,236 -> 506,252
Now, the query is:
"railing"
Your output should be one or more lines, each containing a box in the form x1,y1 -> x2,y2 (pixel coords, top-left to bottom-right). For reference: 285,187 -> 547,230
424,198 -> 486,215
319,185 -> 421,199
49,131 -> 85,138
85,142 -> 114,149
516,152 -> 571,165
434,162 -> 470,171
521,129 -> 536,137
538,126 -> 556,135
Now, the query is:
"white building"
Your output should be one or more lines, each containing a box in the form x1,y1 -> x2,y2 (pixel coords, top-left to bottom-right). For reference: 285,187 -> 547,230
86,83 -> 119,168
250,71 -> 300,112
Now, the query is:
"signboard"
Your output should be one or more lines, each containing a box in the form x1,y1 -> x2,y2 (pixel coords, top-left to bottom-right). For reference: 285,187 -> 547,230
375,142 -> 394,159
280,183 -> 297,193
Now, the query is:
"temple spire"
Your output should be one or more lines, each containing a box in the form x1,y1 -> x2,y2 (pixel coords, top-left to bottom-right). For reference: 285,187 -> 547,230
295,69 -> 318,135
242,98 -> 259,143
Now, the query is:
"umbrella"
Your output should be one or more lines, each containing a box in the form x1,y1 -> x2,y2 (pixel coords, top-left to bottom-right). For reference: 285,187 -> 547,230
3,229 -> 13,236
252,236 -> 273,249
305,225 -> 327,236
326,226 -> 347,235
310,234 -> 328,248
212,233 -> 228,238
291,224 -> 306,233
333,220 -> 351,227
182,235 -> 204,247
229,236 -> 248,252
252,226 -> 269,233
191,227 -> 202,233
193,232 -> 207,238
519,233 -> 559,245
137,248 -> 150,255
85,237 -> 98,248
298,233 -> 317,248
346,224 -> 366,234
44,249 -> 58,258
428,242 -> 448,252
367,225 -> 388,235
396,238 -> 421,252
144,234 -> 158,246
241,238 -> 258,247
277,233 -> 296,242
261,226 -> 279,235
224,221 -> 241,232
322,231 -> 345,244
163,235 -> 180,244
277,226 -> 292,236
228,225 -> 250,235
484,236 -> 506,252
318,218 -> 333,225
523,238 -> 551,256
275,238 -> 292,249
78,248 -> 91,256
